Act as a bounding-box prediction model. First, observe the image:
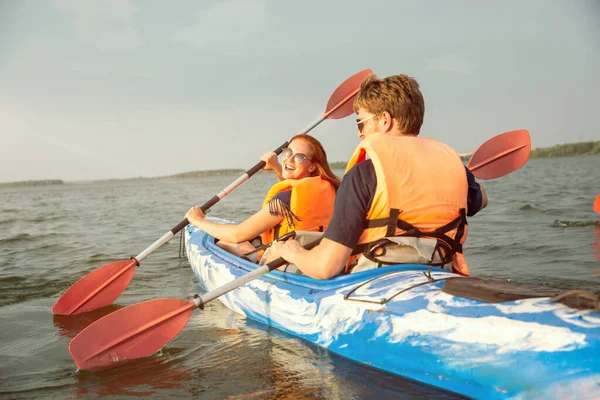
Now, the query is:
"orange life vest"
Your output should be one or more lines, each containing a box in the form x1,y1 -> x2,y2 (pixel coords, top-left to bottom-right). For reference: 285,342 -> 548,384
260,176 -> 336,245
344,133 -> 470,276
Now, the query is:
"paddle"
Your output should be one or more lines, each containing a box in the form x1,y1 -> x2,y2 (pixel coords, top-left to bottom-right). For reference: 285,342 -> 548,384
467,129 -> 531,180
67,130 -> 532,370
51,69 -> 374,316
69,238 -> 323,370
594,195 -> 600,213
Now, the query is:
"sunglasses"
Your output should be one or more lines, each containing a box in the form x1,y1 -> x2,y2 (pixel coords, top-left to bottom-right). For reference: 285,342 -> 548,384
281,147 -> 312,164
356,114 -> 376,132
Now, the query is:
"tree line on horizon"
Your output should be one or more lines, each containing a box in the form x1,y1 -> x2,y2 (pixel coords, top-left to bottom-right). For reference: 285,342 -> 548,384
0,179 -> 64,188
333,141 -> 600,166
2,141 -> 598,186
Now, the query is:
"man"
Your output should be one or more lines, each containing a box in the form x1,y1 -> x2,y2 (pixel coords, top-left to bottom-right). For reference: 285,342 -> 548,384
270,74 -> 488,279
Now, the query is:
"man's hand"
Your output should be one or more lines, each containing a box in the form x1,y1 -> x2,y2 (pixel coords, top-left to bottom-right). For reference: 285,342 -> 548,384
269,238 -> 303,264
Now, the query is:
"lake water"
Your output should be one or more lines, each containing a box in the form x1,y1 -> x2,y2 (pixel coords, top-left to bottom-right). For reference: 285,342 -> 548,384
1,156 -> 599,399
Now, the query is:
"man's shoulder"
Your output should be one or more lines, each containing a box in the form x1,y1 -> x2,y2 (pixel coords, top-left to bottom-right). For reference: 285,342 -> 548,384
339,160 -> 377,199
345,159 -> 375,179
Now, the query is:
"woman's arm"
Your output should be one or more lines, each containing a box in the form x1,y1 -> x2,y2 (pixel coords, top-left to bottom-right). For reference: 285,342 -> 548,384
185,205 -> 283,244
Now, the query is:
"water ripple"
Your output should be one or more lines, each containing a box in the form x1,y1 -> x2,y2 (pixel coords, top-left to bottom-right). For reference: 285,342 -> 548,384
551,220 -> 600,228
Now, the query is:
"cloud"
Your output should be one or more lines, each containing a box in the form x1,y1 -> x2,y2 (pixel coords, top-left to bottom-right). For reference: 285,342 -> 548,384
424,52 -> 478,75
170,0 -> 272,56
53,0 -> 143,50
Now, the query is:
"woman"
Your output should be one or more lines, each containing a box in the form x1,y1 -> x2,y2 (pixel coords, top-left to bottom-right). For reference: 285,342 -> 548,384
185,134 -> 340,262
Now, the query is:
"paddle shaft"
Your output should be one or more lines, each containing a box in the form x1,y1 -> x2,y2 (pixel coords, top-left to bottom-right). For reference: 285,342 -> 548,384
193,238 -> 322,308
133,116 -> 327,264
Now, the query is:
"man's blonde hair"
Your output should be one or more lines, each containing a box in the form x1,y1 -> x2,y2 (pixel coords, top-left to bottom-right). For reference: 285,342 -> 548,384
354,74 -> 425,135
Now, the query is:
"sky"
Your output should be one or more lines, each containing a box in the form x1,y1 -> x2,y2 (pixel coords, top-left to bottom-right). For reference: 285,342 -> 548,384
1,0 -> 599,182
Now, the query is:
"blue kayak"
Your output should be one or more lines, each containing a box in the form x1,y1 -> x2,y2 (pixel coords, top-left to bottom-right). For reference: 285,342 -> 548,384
185,224 -> 600,399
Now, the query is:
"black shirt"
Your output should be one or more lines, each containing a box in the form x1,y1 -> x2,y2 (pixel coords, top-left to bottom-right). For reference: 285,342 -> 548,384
323,160 -> 483,248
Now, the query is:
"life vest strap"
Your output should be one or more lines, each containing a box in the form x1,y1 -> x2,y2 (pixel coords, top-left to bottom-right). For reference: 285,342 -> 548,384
353,208 -> 468,264
364,217 -> 394,228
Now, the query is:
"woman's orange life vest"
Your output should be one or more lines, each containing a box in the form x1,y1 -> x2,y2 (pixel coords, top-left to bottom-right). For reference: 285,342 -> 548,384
344,133 -> 470,276
260,176 -> 336,245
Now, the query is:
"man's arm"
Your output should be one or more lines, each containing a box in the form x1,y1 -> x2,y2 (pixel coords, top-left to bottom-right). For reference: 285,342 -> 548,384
274,238 -> 352,279
465,166 -> 487,216
479,184 -> 488,210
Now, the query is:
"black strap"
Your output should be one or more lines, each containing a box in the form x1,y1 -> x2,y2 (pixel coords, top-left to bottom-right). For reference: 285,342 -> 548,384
364,208 -> 401,230
242,242 -> 270,258
273,224 -> 281,240
364,218 -> 392,228
386,209 -> 399,237
452,208 -> 467,253
353,208 -> 468,264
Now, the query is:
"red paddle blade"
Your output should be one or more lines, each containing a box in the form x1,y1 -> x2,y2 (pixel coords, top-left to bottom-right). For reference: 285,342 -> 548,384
323,69 -> 373,119
52,259 -> 137,315
69,298 -> 196,370
594,195 -> 600,213
467,129 -> 531,180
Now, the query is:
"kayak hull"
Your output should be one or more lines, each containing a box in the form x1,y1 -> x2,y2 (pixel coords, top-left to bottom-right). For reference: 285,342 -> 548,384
185,225 -> 600,399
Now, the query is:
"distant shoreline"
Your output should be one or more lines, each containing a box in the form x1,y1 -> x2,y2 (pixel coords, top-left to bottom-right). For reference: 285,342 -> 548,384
0,179 -> 65,188
2,141 -> 598,186
160,169 -> 247,179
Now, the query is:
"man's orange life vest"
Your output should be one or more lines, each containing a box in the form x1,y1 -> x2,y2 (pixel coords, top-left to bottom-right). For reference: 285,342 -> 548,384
260,176 -> 336,245
344,133 -> 470,276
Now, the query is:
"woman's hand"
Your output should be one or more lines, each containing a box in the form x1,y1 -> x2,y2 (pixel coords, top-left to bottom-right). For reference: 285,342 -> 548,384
260,151 -> 280,171
185,206 -> 206,226
260,151 -> 284,181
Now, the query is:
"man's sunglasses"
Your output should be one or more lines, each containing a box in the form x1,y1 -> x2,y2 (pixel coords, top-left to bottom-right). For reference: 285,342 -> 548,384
281,148 -> 312,164
356,114 -> 376,132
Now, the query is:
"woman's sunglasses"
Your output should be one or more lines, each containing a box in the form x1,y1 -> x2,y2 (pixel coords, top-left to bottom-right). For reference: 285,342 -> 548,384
281,148 -> 312,164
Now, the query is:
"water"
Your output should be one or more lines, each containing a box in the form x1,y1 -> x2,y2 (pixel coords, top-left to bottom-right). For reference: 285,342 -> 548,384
0,156 -> 598,399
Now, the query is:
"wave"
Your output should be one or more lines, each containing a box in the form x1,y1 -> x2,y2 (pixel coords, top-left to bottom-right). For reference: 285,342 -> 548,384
551,220 -> 600,228
0,233 -> 33,244
519,204 -> 536,211
0,276 -> 63,307
26,215 -> 67,223
0,232 -> 65,245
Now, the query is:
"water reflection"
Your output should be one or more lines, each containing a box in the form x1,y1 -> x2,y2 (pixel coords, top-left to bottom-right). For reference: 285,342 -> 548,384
52,304 -> 124,339
73,349 -> 193,398
237,320 -> 467,399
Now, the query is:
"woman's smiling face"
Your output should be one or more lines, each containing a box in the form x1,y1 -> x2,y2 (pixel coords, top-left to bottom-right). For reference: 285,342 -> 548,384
281,139 -> 315,180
